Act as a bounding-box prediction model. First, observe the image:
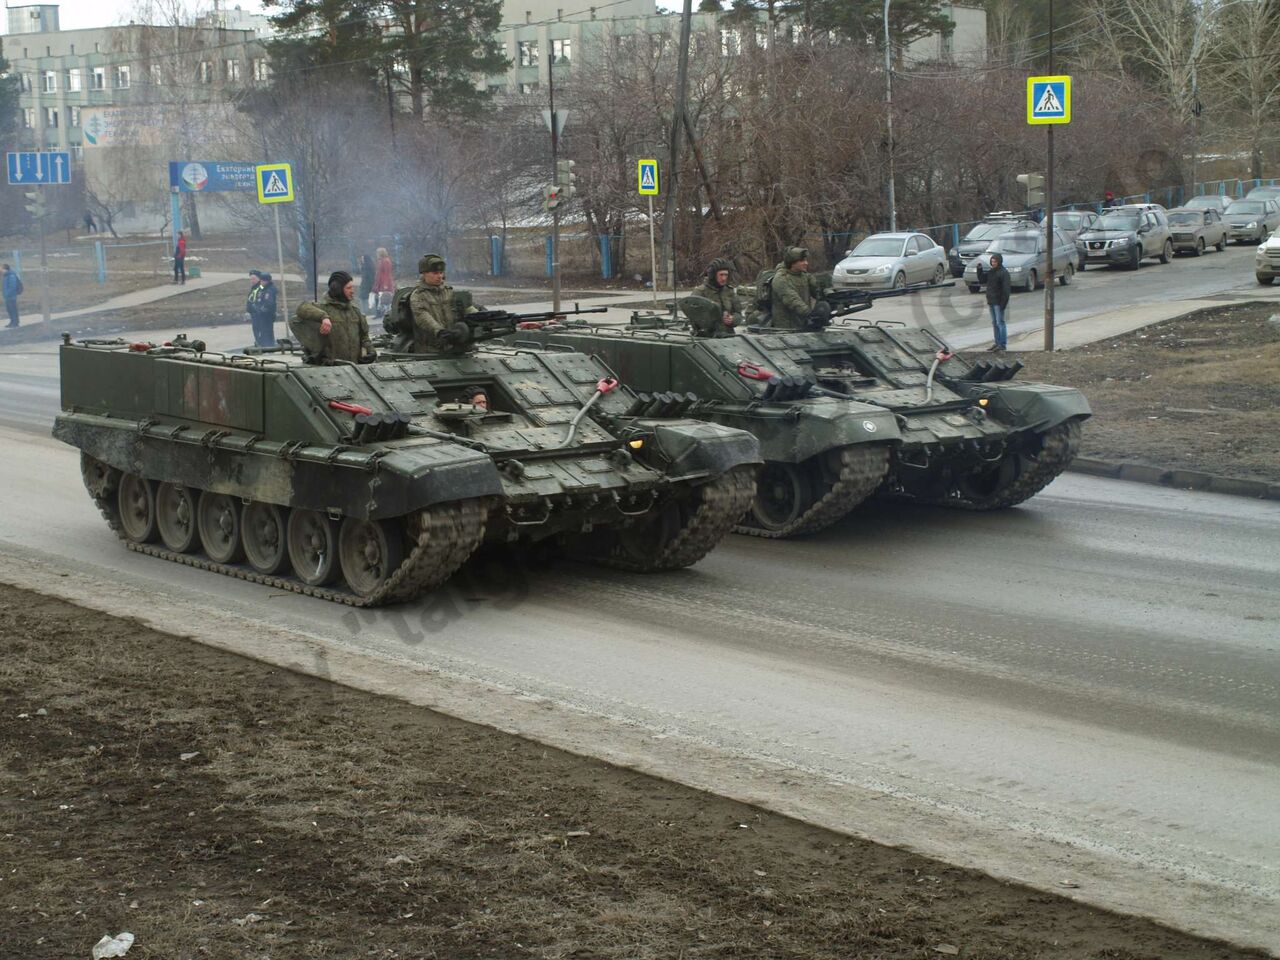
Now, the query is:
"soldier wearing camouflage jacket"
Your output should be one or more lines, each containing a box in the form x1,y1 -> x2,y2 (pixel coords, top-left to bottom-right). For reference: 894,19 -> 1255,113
407,253 -> 478,353
690,258 -> 742,338
290,271 -> 372,364
769,247 -> 825,330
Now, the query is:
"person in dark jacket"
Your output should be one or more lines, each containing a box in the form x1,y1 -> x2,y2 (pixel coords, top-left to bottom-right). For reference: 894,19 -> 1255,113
2,263 -> 21,327
689,258 -> 742,337
358,253 -> 375,308
985,252 -> 1012,352
247,270 -> 279,347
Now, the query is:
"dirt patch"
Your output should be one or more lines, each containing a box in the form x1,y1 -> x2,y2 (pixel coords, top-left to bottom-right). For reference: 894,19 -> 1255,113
1016,301 -> 1280,482
0,584 -> 1261,960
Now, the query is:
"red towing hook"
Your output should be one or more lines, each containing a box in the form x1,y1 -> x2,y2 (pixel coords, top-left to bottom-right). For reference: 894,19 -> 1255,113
596,377 -> 619,394
328,399 -> 374,417
736,361 -> 777,381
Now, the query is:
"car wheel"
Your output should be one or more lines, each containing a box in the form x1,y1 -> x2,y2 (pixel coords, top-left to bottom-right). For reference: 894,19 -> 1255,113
1159,239 -> 1173,264
1193,238 -> 1205,257
893,272 -> 907,289
1058,263 -> 1074,286
931,264 -> 946,285
967,283 -> 981,294
1129,247 -> 1142,270
1026,269 -> 1038,291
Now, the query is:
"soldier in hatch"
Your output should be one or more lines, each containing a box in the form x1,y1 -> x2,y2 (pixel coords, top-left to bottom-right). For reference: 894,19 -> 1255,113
688,258 -> 742,338
290,270 -> 373,364
768,247 -> 828,331
408,253 -> 480,353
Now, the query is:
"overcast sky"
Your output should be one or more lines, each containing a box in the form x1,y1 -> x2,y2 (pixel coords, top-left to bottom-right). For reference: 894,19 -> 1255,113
3,0 -> 267,33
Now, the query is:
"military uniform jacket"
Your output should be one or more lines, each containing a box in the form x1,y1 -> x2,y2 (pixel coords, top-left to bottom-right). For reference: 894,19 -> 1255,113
769,265 -> 824,330
290,295 -> 370,363
408,282 -> 457,353
690,281 -> 742,337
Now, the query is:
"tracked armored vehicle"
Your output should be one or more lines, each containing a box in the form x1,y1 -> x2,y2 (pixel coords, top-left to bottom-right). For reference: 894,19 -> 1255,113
513,313 -> 1089,535
53,335 -> 759,605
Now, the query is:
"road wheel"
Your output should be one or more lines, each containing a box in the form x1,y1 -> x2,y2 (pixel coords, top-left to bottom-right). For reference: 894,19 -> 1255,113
242,501 -> 290,574
893,271 -> 907,290
156,482 -> 199,553
197,492 -> 245,564
1258,275 -> 1276,286
1026,269 -> 1038,291
931,264 -> 946,284
1058,263 -> 1074,286
338,517 -> 404,598
117,474 -> 158,544
1193,238 -> 1205,257
749,462 -> 816,534
967,283 -> 981,294
1159,239 -> 1173,264
287,510 -> 341,586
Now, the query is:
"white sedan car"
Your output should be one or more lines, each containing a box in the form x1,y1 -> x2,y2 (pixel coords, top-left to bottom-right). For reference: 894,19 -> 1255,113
831,232 -> 948,291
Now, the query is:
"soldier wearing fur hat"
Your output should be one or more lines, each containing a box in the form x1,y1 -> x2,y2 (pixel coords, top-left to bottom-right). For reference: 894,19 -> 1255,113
689,258 -> 741,338
290,270 -> 372,364
407,253 -> 479,353
768,247 -> 825,330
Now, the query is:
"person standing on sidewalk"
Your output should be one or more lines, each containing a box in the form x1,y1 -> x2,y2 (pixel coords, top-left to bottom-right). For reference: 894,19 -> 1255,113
2,264 -> 21,328
985,252 -> 1011,352
173,231 -> 187,284
372,247 -> 395,319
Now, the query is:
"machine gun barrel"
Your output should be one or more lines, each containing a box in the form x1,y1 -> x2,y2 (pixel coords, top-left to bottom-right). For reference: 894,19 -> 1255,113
826,280 -> 954,317
453,304 -> 610,345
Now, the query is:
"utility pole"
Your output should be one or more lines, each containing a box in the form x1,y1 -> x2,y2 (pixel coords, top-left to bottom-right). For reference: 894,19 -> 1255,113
661,0 -> 693,313
1043,0 -> 1056,352
547,40 -> 562,313
884,0 -> 897,231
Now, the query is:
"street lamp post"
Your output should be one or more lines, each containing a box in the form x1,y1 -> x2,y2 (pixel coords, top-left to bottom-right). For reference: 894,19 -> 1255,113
883,0 -> 897,231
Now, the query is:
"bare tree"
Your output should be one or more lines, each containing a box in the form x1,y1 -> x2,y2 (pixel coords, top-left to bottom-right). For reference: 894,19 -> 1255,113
1201,0 -> 1280,180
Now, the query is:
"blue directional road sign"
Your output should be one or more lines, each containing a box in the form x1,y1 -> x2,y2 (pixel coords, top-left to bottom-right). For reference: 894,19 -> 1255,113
7,151 -> 73,185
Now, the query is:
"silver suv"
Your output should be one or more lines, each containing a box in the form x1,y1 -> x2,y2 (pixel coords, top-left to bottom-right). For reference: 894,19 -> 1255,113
1076,205 -> 1174,270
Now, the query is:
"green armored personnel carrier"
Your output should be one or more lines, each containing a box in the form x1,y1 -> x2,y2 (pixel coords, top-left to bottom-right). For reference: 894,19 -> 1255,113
512,313 -> 1090,536
53,334 -> 759,605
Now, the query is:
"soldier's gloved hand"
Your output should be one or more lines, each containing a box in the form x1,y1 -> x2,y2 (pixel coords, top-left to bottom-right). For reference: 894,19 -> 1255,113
806,301 -> 832,330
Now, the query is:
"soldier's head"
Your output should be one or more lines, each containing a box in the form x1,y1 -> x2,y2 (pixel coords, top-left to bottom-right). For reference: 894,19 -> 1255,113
419,254 -> 446,286
463,385 -> 488,410
707,257 -> 732,288
784,247 -> 809,273
328,270 -> 355,302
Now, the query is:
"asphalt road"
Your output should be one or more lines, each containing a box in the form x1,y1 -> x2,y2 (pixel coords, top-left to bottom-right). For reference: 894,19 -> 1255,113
2,256 -> 1278,950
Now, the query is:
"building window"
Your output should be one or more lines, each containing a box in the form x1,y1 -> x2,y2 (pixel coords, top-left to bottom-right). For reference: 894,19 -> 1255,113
67,68 -> 82,91
519,81 -> 539,94
252,58 -> 270,81
114,65 -> 130,88
198,61 -> 213,83
91,67 -> 106,90
41,70 -> 57,93
20,74 -> 32,93
71,145 -> 84,160
44,107 -> 59,128
225,59 -> 241,81
23,108 -> 35,129
720,28 -> 740,56
70,106 -> 82,127
551,38 -> 572,63
518,40 -> 538,66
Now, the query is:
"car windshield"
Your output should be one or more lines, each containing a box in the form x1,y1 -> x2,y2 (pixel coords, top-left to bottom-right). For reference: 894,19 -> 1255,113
1095,214 -> 1140,231
990,234 -> 1039,255
962,223 -> 1006,242
1227,201 -> 1264,214
1055,213 -> 1083,229
1186,197 -> 1222,208
849,238 -> 905,257
1168,212 -> 1203,225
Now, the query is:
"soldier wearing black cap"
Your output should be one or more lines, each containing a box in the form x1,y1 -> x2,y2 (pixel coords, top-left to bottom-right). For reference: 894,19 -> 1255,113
407,253 -> 478,353
290,270 -> 372,363
769,247 -> 826,330
689,258 -> 742,337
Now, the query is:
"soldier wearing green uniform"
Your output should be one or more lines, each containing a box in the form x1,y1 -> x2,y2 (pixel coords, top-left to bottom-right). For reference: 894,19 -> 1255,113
689,258 -> 742,338
769,247 -> 826,331
407,253 -> 479,353
290,271 -> 372,364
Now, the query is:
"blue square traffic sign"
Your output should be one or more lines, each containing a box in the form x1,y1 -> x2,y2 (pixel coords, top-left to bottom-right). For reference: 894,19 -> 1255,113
7,151 -> 72,185
1027,75 -> 1071,124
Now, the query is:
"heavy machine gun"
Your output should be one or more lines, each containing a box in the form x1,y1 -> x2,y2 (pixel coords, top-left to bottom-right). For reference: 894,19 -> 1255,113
433,304 -> 608,353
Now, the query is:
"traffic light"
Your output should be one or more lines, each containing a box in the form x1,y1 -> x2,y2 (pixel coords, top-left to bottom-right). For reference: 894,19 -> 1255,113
555,159 -> 577,200
1016,173 -> 1045,208
543,184 -> 562,213
25,189 -> 46,220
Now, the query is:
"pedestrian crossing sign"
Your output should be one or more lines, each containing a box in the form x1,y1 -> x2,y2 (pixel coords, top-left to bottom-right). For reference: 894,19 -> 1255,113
637,159 -> 659,196
255,162 -> 294,203
1027,75 -> 1071,125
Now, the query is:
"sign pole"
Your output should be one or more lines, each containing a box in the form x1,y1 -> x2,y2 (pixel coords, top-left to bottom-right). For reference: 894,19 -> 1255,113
38,200 -> 50,325
547,41 -> 562,315
648,195 -> 659,308
273,205 -> 288,333
1043,0 -> 1056,353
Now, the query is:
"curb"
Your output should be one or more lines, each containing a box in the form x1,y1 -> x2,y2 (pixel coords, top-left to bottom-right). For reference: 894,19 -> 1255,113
1068,457 -> 1280,500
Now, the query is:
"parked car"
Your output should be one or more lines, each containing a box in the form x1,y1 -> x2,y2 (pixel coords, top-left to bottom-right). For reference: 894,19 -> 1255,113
946,218 -> 1033,277
1223,198 -> 1280,243
1244,185 -> 1280,203
832,232 -> 948,290
1257,229 -> 1280,285
1051,210 -> 1099,267
1076,207 -> 1173,269
965,226 -> 1077,293
1184,195 -> 1234,213
1166,207 -> 1228,256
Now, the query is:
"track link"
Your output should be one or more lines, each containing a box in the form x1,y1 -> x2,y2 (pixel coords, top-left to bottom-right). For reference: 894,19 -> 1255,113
937,418 -> 1082,511
735,444 -> 891,538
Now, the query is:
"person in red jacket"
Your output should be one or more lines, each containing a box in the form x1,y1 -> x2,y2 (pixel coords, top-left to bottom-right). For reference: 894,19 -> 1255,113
372,246 -> 395,319
173,231 -> 187,284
